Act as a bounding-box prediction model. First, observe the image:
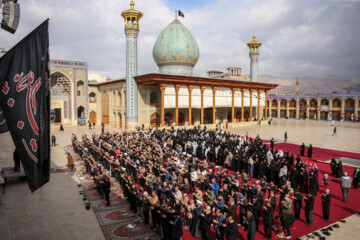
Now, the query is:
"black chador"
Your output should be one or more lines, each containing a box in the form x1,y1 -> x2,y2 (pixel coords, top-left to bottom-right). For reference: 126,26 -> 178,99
300,169 -> 308,194
330,159 -> 337,175
307,144 -> 313,158
300,143 -> 305,156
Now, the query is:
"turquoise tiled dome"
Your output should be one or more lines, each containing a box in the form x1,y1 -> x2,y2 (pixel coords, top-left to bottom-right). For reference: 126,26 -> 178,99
152,19 -> 200,75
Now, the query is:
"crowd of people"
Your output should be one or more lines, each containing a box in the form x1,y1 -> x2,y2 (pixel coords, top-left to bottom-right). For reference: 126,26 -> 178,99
71,127 -> 359,240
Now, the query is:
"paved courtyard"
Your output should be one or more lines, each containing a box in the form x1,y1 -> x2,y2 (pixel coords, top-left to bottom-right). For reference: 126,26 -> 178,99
0,118 -> 359,240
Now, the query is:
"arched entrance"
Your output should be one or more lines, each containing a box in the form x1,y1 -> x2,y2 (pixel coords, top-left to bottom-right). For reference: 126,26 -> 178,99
299,99 -> 306,119
309,99 -> 317,119
101,92 -> 109,124
289,99 -> 296,118
77,106 -> 85,118
244,110 -> 250,121
50,71 -> 72,122
320,99 -> 329,120
89,111 -> 97,124
118,113 -> 122,128
179,112 -> 185,126
271,99 -> 277,117
235,111 -> 241,122
77,80 -> 85,96
165,112 -> 173,126
345,98 -> 355,121
227,111 -> 232,122
332,98 -> 341,120
150,112 -> 160,127
280,99 -> 287,118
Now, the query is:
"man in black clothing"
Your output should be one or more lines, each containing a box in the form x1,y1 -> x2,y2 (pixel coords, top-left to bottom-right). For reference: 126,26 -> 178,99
103,176 -> 111,206
276,212 -> 295,239
304,192 -> 315,226
51,134 -> 56,146
225,198 -> 237,223
262,201 -> 274,240
250,196 -> 262,230
200,205 -> 212,240
321,188 -> 331,221
13,149 -> 21,172
225,216 -> 238,240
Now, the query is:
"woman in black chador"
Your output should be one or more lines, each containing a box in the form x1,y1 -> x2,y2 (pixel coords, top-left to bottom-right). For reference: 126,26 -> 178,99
300,143 -> 305,156
307,144 -> 313,158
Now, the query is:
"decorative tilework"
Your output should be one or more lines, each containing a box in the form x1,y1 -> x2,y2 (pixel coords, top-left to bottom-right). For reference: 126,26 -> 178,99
153,19 -> 199,75
126,29 -> 139,123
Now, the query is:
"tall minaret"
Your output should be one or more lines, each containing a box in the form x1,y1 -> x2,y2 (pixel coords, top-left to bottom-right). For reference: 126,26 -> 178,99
247,34 -> 262,82
121,1 -> 143,129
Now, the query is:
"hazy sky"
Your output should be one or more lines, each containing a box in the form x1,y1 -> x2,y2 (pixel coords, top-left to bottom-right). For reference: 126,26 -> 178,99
1,0 -> 359,80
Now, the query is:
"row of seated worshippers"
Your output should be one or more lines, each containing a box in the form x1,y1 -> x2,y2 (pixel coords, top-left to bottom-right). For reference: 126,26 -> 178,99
72,127 -> 332,240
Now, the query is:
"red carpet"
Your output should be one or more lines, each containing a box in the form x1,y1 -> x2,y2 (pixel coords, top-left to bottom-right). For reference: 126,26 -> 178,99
68,144 -> 360,240
273,142 -> 360,161
67,145 -> 160,240
182,144 -> 360,240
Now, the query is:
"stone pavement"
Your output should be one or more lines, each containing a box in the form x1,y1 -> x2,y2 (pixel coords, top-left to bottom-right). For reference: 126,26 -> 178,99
0,118 -> 359,240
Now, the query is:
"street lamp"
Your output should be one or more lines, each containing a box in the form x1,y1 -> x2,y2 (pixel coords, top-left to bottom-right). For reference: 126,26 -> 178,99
0,47 -> 7,53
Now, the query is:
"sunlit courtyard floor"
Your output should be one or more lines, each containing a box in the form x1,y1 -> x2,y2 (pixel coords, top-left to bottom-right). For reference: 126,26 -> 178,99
0,118 -> 359,240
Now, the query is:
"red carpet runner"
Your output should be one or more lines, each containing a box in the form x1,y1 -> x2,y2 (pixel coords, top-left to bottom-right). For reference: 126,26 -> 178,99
69,143 -> 360,240
182,142 -> 360,240
67,145 -> 160,240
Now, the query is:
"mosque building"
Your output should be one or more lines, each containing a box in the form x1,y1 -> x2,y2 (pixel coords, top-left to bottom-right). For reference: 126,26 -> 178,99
49,1 -> 279,128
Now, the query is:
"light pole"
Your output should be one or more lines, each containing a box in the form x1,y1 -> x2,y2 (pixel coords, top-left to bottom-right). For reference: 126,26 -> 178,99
0,47 -> 7,53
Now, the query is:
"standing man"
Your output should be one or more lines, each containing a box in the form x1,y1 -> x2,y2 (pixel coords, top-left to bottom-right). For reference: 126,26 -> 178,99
304,192 -> 315,226
250,196 -> 262,230
200,205 -> 212,240
225,216 -> 238,240
214,209 -> 226,240
321,188 -> 331,221
51,134 -> 56,147
263,201 -> 274,240
281,193 -> 292,215
332,126 -> 337,136
142,192 -> 150,225
339,172 -> 352,202
101,123 -> 105,134
284,131 -> 288,142
243,211 -> 257,240
292,189 -> 303,220
103,176 -> 111,206
171,211 -> 183,240
225,198 -> 237,223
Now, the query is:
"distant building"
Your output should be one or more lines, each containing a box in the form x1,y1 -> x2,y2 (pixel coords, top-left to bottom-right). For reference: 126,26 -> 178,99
267,93 -> 359,121
49,1 -> 278,128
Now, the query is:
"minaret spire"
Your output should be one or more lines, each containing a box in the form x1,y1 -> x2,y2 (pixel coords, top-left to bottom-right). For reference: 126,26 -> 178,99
121,1 -> 143,129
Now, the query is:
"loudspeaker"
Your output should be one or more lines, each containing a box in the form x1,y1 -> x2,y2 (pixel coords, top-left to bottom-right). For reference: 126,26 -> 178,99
1,1 -> 20,34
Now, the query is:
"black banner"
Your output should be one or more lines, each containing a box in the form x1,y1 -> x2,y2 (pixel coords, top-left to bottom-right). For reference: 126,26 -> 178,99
0,20 -> 50,192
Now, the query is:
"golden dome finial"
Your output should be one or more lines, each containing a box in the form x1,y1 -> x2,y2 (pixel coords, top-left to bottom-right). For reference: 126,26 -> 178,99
253,34 -> 256,41
130,0 -> 135,9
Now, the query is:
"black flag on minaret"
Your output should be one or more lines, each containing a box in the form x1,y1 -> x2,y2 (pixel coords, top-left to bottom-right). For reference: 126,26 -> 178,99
178,10 -> 185,18
0,19 -> 51,192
